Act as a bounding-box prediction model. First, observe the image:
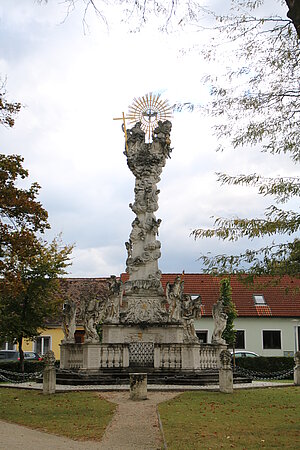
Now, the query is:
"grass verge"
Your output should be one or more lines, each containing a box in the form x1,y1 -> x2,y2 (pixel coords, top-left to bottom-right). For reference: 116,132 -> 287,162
158,387 -> 300,449
0,388 -> 115,441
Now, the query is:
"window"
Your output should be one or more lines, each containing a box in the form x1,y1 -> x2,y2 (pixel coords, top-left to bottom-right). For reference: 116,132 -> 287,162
196,331 -> 208,343
263,330 -> 281,349
35,336 -> 51,355
235,330 -> 245,349
253,294 -> 266,305
75,330 -> 85,343
1,341 -> 16,351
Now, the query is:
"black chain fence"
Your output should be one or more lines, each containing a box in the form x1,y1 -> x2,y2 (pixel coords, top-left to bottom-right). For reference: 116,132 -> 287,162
234,366 -> 294,381
0,368 -> 43,384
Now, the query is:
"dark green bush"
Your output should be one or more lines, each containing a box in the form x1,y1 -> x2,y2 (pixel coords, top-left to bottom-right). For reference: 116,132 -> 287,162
235,356 -> 294,374
0,360 -> 44,373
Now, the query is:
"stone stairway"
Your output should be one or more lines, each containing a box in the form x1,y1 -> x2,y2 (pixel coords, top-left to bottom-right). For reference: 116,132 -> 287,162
53,367 -> 252,386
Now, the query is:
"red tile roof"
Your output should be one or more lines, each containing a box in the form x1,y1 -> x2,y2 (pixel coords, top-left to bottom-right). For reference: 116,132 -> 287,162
121,273 -> 300,318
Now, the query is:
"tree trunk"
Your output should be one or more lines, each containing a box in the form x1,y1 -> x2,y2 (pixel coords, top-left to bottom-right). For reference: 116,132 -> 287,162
18,336 -> 24,373
286,0 -> 300,39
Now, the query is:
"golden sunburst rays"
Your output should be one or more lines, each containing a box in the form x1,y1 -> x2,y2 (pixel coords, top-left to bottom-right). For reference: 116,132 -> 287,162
127,93 -> 173,140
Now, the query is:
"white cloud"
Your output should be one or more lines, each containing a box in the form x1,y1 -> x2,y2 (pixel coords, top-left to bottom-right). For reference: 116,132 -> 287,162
0,0 -> 297,277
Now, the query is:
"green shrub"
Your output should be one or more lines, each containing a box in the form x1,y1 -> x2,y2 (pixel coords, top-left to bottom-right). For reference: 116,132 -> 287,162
0,360 -> 44,373
235,356 -> 294,374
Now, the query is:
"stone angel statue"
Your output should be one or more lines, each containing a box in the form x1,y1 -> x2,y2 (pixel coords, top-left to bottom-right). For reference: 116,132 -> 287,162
211,298 -> 228,345
62,298 -> 77,343
166,275 -> 184,322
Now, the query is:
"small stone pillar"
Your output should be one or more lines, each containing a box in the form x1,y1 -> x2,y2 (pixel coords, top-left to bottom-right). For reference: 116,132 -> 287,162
294,351 -> 300,385
129,373 -> 147,400
219,349 -> 233,394
43,350 -> 56,395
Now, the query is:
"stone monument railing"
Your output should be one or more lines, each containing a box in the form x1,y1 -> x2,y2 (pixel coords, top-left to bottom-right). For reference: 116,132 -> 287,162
155,344 -> 183,369
60,343 -> 84,369
61,342 -> 222,371
99,344 -> 128,368
199,344 -> 219,369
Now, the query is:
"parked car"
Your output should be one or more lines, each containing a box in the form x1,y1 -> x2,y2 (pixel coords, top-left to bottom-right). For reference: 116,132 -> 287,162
22,351 -> 42,361
231,351 -> 259,358
0,350 -> 42,361
0,350 -> 19,361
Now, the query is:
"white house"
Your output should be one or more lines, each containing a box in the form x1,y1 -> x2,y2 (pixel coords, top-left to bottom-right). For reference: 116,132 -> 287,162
158,273 -> 300,357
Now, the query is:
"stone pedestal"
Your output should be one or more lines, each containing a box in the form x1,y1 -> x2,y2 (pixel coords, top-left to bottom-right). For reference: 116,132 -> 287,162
181,344 -> 201,370
43,366 -> 56,394
130,373 -> 147,400
43,350 -> 56,395
82,343 -> 101,370
219,349 -> 233,393
219,368 -> 233,393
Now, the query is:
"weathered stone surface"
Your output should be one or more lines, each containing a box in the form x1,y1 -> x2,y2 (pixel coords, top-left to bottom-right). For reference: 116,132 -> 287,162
120,295 -> 169,325
294,351 -> 300,385
129,373 -> 148,400
219,349 -> 233,393
43,350 -> 56,394
62,298 -> 77,343
211,299 -> 227,345
124,121 -> 172,314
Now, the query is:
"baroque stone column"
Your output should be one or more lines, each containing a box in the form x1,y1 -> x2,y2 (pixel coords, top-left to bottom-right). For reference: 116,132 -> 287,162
120,121 -> 172,325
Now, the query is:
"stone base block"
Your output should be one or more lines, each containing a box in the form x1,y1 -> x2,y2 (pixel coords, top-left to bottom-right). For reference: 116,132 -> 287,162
82,343 -> 102,369
43,367 -> 56,394
294,367 -> 300,385
130,373 -> 147,400
102,323 -> 184,344
181,344 -> 201,370
219,368 -> 233,393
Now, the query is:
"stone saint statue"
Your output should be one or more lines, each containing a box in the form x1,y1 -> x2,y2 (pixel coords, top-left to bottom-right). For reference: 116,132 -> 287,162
62,299 -> 77,343
82,297 -> 104,343
211,299 -> 228,345
105,275 -> 122,323
166,275 -> 183,322
181,294 -> 200,343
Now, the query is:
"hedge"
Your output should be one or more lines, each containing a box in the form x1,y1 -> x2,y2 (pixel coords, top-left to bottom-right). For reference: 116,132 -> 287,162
235,356 -> 294,374
0,360 -> 45,373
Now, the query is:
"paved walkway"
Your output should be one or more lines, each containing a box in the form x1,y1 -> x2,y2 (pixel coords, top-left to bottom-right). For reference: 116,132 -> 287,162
0,382 -> 294,450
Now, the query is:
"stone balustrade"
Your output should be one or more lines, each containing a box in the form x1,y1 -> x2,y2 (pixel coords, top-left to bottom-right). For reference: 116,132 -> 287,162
60,342 -> 221,371
199,344 -> 219,369
60,343 -> 84,370
99,344 -> 129,368
155,344 -> 182,369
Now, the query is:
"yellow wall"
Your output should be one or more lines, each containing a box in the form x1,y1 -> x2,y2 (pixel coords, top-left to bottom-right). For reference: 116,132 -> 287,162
22,327 -> 64,360
22,327 -> 84,360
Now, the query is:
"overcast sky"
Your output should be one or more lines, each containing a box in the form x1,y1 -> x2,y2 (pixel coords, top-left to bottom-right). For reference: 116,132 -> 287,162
0,0 -> 297,277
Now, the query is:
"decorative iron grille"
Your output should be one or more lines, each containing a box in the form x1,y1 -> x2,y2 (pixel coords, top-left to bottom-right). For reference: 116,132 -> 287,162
129,342 -> 154,367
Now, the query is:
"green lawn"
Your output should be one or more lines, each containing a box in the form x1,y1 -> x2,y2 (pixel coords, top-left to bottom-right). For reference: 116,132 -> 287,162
0,388 -> 115,441
158,387 -> 300,449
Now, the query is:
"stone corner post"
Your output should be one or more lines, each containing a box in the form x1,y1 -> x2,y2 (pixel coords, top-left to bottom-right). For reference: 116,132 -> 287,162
294,351 -> 300,385
43,350 -> 56,395
219,349 -> 233,394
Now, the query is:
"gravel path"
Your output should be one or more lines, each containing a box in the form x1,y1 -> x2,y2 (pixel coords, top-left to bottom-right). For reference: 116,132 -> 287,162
99,391 -> 178,449
0,390 -> 178,450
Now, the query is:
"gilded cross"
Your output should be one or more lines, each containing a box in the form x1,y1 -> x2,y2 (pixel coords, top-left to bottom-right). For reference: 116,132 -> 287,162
113,112 -> 131,154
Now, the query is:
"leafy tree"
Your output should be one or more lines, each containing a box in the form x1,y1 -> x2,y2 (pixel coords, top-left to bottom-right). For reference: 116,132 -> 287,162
219,278 -> 237,348
0,236 -> 73,371
0,79 -> 21,128
189,0 -> 300,280
0,86 -> 73,371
